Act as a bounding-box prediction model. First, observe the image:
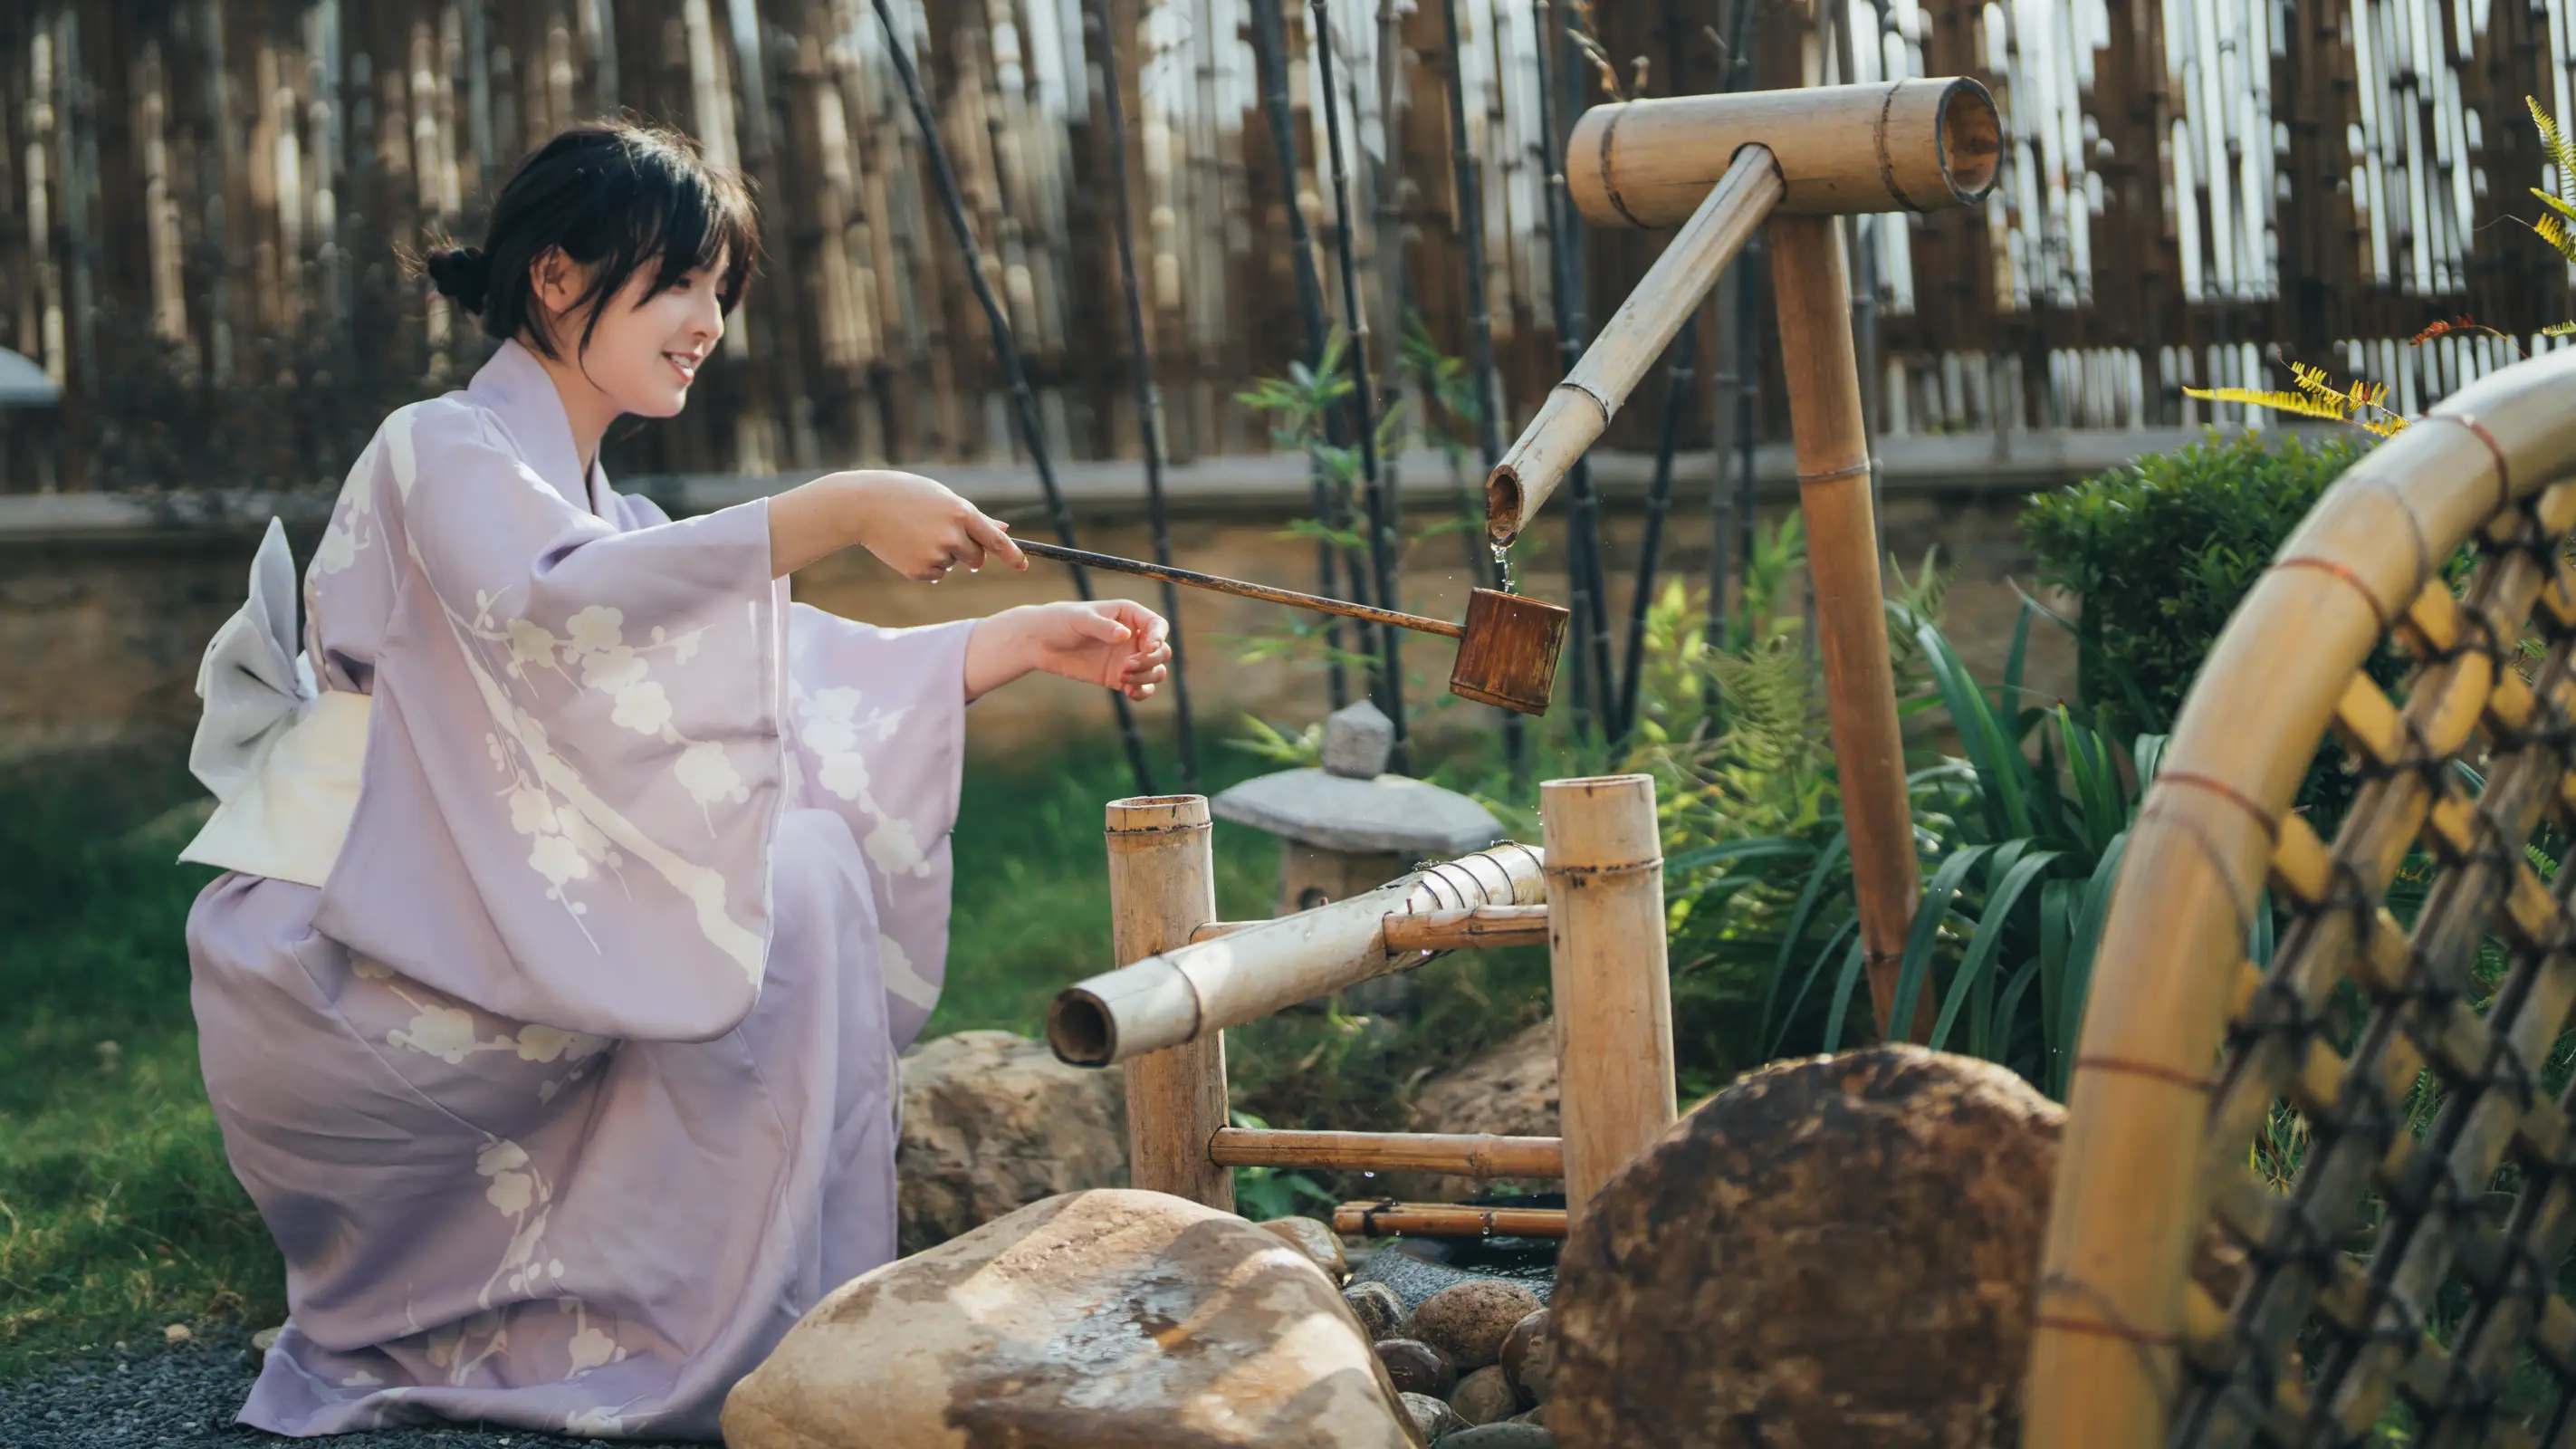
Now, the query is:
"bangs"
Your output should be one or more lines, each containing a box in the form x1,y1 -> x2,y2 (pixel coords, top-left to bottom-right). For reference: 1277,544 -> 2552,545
498,124 -> 762,360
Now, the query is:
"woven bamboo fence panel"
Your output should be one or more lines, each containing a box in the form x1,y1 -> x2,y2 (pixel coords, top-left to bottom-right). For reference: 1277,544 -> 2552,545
2025,344 -> 2576,1443
12,0 -> 2576,493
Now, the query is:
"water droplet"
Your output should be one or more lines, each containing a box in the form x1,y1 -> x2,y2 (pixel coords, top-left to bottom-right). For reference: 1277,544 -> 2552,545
1489,542 -> 1518,594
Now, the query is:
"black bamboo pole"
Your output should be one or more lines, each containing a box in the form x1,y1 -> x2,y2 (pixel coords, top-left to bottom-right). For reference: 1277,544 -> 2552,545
1616,316 -> 1697,744
1529,0 -> 1613,743
1247,0 -> 1354,712
869,0 -> 1155,794
1706,0 -> 1761,686
1086,6 -> 1201,792
1437,0 -> 1527,784
1310,0 -> 1411,770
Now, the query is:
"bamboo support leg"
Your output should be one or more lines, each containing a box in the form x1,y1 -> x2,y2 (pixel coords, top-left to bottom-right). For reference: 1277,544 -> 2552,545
1768,214 -> 1930,1044
1105,795 -> 1232,1209
1542,775 -> 1676,1223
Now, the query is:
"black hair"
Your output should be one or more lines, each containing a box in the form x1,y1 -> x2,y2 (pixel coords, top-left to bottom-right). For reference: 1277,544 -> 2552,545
424,121 -> 759,360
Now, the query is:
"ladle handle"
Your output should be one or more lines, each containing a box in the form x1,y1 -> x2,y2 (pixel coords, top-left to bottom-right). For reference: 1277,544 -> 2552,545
1011,539 -> 1466,640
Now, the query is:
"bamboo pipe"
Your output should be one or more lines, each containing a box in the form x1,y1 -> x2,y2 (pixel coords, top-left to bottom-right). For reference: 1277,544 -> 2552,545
1566,79 -> 2001,227
1334,1202 -> 1568,1240
1049,843 -> 1547,1066
1486,146 -> 1783,544
1770,215 -> 1930,1044
1105,794 -> 1231,1209
1209,1128 -> 1565,1179
1543,775 -> 1676,1225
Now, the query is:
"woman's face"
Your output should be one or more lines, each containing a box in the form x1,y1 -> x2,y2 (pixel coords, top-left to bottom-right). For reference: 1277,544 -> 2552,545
533,249 -> 727,418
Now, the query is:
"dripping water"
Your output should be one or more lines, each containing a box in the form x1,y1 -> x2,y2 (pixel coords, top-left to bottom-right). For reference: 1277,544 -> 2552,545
1490,541 -> 1518,595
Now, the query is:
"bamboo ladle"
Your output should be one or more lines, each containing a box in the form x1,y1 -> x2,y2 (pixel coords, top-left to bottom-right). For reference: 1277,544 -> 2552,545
1009,538 -> 1568,715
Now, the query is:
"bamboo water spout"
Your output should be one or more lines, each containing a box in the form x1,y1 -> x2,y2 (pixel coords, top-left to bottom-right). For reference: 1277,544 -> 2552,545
1047,842 -> 1547,1066
1485,78 -> 2001,545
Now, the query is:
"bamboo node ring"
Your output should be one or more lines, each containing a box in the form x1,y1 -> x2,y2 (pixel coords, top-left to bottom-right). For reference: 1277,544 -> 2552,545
1594,104 -> 1645,228
2426,411 -> 2513,514
2154,770 -> 2284,841
1557,379 -> 1614,423
1874,82 -> 1924,212
2032,1312 -> 2182,1348
1545,858 -> 1664,878
2070,1053 -> 2215,1093
1796,460 -> 1873,486
2268,556 -> 2395,633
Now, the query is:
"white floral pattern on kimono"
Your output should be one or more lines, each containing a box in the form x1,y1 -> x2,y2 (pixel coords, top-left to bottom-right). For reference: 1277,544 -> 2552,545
185,339 -> 973,1440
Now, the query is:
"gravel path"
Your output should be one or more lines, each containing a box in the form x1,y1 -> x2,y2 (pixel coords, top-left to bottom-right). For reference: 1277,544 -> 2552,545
0,1327 -> 713,1449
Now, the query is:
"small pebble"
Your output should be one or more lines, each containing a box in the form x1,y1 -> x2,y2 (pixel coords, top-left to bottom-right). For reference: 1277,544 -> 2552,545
1500,1307 -> 1553,1406
251,1326 -> 281,1352
1398,1390 -> 1466,1444
1344,1281 -> 1405,1340
1375,1337 -> 1457,1399
1258,1214 -> 1347,1279
1448,1365 -> 1517,1426
1410,1280 -> 1543,1372
162,1324 -> 192,1344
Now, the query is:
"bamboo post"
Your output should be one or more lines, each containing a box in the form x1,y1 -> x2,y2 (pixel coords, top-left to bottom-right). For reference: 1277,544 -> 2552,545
1769,215 -> 1929,1043
1542,774 -> 1675,1223
1104,794 -> 1231,1210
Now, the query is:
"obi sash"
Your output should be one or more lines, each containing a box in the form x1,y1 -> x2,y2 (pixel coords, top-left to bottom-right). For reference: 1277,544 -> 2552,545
177,518 -> 371,889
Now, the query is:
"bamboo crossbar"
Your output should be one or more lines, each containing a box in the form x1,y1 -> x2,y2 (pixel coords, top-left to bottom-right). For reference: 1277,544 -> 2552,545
1048,842 -> 1547,1066
1333,1202 -> 1569,1240
1381,905 -> 1550,950
1207,1128 -> 1565,1179
1488,146 -> 1783,544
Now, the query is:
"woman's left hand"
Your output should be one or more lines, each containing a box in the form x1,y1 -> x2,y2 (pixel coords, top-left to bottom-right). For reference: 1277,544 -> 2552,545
1020,600 -> 1172,700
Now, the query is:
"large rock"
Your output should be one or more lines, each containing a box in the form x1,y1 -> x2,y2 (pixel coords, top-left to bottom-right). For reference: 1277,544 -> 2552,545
1396,1022 -> 1558,1201
896,1030 -> 1126,1256
1547,1047 -> 2060,1449
724,1189 -> 1426,1449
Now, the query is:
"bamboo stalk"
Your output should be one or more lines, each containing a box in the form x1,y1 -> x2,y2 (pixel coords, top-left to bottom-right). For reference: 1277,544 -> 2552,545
1086,4 -> 1200,792
1436,0 -> 1527,787
1335,1201 -> 1567,1239
1381,904 -> 1550,950
1310,0 -> 1410,769
1011,538 -> 1467,639
1488,145 -> 1782,545
1211,1128 -> 1564,1178
1049,842 -> 1547,1065
1105,793 -> 1231,1211
1768,213 -> 1926,1043
1245,0 -> 1352,711
867,0 -> 1156,797
1543,774 -> 1674,1224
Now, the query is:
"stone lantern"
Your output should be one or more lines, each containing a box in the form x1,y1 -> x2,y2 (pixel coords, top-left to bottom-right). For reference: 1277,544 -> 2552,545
1211,701 -> 1504,1014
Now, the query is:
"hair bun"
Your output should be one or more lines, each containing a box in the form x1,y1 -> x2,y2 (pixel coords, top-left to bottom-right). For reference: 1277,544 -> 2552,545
426,245 -> 492,313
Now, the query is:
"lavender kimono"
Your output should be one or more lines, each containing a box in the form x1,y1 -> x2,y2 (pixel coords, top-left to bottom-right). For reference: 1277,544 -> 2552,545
181,340 -> 973,1439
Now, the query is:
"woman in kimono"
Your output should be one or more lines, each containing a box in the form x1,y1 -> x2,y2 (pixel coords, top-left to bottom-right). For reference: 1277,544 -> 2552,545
177,122 -> 1169,1439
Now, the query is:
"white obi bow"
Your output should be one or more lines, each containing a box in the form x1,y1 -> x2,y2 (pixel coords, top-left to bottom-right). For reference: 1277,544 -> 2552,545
177,518 -> 372,888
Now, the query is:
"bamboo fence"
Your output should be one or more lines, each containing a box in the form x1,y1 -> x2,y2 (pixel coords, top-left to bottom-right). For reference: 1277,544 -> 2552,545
16,0 -> 2576,493
2026,343 -> 2576,1442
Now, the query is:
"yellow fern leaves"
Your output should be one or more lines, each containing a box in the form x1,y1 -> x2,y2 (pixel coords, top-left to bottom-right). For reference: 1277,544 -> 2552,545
2184,360 -> 2409,437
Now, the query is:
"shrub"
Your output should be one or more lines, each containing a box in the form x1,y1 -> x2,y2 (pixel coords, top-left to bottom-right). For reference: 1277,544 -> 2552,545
2021,428 -> 2369,738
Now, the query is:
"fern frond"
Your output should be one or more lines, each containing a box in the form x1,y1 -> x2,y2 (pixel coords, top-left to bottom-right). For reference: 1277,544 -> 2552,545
2545,321 -> 2576,337
2183,385 -> 2357,424
2537,213 -> 2576,267
2534,97 -> 2576,197
2533,187 -> 2576,226
2288,361 -> 2338,399
2356,414 -> 2412,437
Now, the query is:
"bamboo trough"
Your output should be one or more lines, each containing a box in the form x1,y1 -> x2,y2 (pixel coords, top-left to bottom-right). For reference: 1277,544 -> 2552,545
1066,775 -> 1674,1235
2025,348 -> 2576,1444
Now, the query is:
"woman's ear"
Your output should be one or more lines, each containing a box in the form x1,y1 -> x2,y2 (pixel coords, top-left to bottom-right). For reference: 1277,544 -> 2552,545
529,247 -> 576,316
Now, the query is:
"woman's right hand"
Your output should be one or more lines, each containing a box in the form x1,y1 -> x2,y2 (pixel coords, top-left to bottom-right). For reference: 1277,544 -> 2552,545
841,470 -> 1028,583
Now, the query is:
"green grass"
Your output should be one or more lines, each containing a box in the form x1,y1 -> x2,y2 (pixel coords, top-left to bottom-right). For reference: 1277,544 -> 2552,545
0,736 -> 1551,1378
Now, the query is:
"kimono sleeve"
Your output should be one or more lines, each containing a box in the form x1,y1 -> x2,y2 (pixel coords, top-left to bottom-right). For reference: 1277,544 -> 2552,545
315,399 -> 788,1041
785,602 -> 975,1050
